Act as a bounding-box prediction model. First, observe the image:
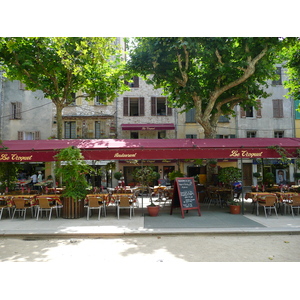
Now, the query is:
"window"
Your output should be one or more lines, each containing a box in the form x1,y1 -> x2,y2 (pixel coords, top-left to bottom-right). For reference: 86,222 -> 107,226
186,134 -> 197,139
247,131 -> 256,138
10,102 -> 22,119
18,131 -> 40,140
186,108 -> 196,123
295,100 -> 300,120
273,99 -> 283,118
64,121 -> 76,138
218,115 -> 230,123
130,132 -> 139,139
126,76 -> 139,88
123,97 -> 144,116
94,96 -> 105,105
158,131 -> 166,139
95,121 -> 103,138
151,97 -> 172,116
272,67 -> 282,85
240,100 -> 262,118
216,134 -> 236,139
274,131 -> 284,138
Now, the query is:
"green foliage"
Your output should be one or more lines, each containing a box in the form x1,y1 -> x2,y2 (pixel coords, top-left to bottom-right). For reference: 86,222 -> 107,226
0,37 -> 130,139
281,38 -> 300,101
132,166 -> 160,205
114,171 -> 123,180
218,167 -> 242,186
128,37 -> 288,138
264,172 -> 275,186
168,170 -> 184,181
253,172 -> 261,178
54,147 -> 93,201
0,162 -> 19,192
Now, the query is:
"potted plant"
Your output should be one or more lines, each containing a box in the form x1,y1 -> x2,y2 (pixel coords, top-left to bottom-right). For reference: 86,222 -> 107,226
132,166 -> 161,216
54,146 -> 93,219
113,171 -> 123,181
218,167 -> 242,214
264,172 -> 275,187
168,170 -> 184,181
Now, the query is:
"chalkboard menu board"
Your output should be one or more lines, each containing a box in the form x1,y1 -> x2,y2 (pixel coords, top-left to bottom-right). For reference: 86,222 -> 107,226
170,177 -> 201,218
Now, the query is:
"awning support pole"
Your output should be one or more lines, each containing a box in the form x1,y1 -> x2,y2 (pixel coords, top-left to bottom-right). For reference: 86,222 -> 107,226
241,156 -> 245,215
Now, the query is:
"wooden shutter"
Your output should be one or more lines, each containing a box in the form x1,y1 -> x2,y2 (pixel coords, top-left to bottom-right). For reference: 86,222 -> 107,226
256,100 -> 262,118
17,102 -> 22,119
34,131 -> 40,140
167,101 -> 172,116
139,97 -> 145,116
240,106 -> 246,118
133,76 -> 139,87
18,131 -> 24,140
151,97 -> 156,116
123,97 -> 129,116
273,99 -> 283,118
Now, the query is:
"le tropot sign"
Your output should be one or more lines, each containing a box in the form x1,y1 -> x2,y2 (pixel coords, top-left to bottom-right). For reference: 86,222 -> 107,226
0,138 -> 300,162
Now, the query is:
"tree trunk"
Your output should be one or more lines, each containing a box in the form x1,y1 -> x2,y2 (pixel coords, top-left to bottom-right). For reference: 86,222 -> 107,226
56,103 -> 64,140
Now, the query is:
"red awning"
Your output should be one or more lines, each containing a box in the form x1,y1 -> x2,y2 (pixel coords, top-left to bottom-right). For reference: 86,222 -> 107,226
121,123 -> 175,130
1,138 -> 300,162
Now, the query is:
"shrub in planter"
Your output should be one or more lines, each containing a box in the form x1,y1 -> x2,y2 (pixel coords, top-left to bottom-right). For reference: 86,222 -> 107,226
55,147 -> 93,218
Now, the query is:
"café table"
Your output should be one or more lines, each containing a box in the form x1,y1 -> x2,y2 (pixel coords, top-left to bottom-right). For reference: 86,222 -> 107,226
36,194 -> 63,206
1,194 -> 37,208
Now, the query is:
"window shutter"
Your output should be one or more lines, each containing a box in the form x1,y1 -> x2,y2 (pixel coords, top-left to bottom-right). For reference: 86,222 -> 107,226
167,101 -> 172,116
18,131 -> 24,140
34,131 -> 40,140
123,97 -> 129,116
15,102 -> 22,119
133,76 -> 139,87
151,97 -> 156,116
256,100 -> 262,118
240,106 -> 246,118
139,97 -> 145,116
273,99 -> 283,118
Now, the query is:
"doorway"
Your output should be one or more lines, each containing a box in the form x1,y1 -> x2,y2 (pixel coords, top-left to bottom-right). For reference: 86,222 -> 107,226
242,163 -> 252,186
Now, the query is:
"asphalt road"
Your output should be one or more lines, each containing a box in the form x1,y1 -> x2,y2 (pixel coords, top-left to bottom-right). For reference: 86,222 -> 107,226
1,233 -> 299,262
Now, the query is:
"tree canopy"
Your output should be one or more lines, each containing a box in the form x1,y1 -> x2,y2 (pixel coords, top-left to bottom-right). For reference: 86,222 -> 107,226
282,38 -> 300,101
0,37 -> 129,139
127,37 -> 289,138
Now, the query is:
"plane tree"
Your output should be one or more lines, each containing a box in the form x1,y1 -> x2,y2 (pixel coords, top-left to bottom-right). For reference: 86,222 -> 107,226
127,37 -> 289,138
282,38 -> 300,101
0,37 -> 129,139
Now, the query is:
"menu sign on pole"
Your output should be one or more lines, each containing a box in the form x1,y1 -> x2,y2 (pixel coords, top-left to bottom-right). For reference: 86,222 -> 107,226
170,177 -> 201,218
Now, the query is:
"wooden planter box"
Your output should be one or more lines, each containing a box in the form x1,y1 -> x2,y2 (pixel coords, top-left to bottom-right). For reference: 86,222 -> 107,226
62,197 -> 85,219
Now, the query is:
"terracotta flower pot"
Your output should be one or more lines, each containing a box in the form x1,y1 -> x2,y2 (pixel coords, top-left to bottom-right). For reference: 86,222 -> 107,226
147,205 -> 160,217
229,205 -> 241,214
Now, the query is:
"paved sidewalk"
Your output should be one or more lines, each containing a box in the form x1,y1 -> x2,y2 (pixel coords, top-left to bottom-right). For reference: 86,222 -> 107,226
1,199 -> 300,237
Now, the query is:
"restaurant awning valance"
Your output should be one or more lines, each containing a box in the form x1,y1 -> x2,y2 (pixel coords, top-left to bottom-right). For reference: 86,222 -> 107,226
121,123 -> 175,131
1,138 -> 300,162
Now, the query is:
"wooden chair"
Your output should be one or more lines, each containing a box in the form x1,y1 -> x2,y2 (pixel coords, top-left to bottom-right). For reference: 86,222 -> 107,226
285,195 -> 300,218
12,198 -> 33,220
117,196 -> 134,219
86,197 -> 105,220
258,195 -> 278,218
36,197 -> 58,220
